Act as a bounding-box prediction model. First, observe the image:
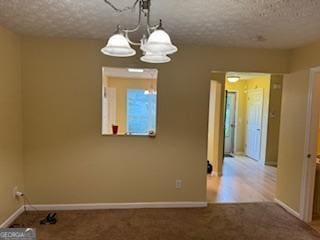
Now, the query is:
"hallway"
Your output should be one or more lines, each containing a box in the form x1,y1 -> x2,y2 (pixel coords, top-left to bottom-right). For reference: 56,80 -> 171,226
207,156 -> 277,203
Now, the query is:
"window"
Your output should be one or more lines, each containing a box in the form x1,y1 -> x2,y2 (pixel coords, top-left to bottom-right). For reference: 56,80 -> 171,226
127,89 -> 156,134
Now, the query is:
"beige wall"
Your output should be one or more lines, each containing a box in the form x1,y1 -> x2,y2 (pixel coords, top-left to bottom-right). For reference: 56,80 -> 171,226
289,41 -> 320,72
107,77 -> 156,135
0,26 -> 24,224
2,21 -> 320,224
265,75 -> 283,166
20,36 -> 288,205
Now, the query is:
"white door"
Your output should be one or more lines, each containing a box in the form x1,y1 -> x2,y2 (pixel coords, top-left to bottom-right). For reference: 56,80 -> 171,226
246,89 -> 263,161
224,92 -> 236,154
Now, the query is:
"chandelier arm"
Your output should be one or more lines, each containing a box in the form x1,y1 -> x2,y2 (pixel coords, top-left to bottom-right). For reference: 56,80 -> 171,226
148,23 -> 160,32
146,2 -> 160,34
124,32 -> 141,46
126,39 -> 141,46
146,1 -> 152,34
104,0 -> 140,13
122,0 -> 142,33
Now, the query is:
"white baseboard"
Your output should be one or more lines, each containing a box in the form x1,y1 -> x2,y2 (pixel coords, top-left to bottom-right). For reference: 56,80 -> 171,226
234,152 -> 245,155
25,202 -> 208,211
265,161 -> 278,167
0,206 -> 24,228
274,198 -> 301,219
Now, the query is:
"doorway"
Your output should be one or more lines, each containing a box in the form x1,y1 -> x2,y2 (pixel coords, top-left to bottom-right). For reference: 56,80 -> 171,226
312,121 -> 320,231
299,68 -> 320,226
207,72 -> 283,203
224,91 -> 237,155
222,73 -> 271,163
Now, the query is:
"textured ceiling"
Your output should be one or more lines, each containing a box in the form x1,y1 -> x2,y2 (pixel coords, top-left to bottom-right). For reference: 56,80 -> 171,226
0,0 -> 320,49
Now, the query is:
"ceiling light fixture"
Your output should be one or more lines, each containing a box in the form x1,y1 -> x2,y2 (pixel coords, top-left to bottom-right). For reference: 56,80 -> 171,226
101,0 -> 177,63
227,76 -> 240,83
128,68 -> 144,73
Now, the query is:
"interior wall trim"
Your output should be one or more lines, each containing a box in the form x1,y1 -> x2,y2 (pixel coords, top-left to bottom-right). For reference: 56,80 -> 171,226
0,206 -> 24,228
234,152 -> 245,155
274,198 -> 301,219
25,202 -> 208,211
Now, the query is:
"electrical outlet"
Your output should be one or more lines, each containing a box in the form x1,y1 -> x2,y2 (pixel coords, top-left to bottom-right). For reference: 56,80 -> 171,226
13,186 -> 18,199
176,180 -> 182,189
12,186 -> 23,199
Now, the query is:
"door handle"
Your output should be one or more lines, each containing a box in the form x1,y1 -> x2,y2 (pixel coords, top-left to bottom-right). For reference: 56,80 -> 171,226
256,129 -> 261,131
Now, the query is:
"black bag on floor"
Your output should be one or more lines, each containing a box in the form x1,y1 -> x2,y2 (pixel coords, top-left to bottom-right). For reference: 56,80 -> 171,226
207,160 -> 213,174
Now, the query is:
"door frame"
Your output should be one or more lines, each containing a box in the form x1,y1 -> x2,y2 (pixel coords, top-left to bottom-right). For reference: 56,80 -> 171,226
224,91 -> 239,154
300,66 -> 320,223
245,88 -> 264,161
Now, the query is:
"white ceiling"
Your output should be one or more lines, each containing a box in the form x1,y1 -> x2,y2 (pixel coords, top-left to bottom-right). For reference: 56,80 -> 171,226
103,67 -> 158,79
0,0 -> 320,49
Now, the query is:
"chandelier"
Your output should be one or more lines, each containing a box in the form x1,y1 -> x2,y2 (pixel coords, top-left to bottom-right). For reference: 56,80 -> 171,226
101,0 -> 178,63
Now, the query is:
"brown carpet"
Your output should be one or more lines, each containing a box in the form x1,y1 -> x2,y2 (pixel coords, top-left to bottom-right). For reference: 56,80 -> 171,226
12,203 -> 320,240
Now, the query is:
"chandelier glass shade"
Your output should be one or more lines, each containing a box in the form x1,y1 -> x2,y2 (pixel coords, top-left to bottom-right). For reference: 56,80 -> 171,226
140,52 -> 171,64
141,30 -> 178,55
101,33 -> 136,57
101,0 -> 177,63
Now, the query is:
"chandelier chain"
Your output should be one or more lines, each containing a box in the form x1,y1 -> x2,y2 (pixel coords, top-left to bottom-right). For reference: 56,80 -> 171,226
103,0 -> 140,13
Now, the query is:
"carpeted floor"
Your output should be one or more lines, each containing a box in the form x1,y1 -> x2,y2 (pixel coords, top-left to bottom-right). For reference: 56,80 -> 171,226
12,203 -> 320,240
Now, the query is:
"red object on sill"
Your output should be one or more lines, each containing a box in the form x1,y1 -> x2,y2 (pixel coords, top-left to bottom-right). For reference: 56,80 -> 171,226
112,125 -> 119,135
